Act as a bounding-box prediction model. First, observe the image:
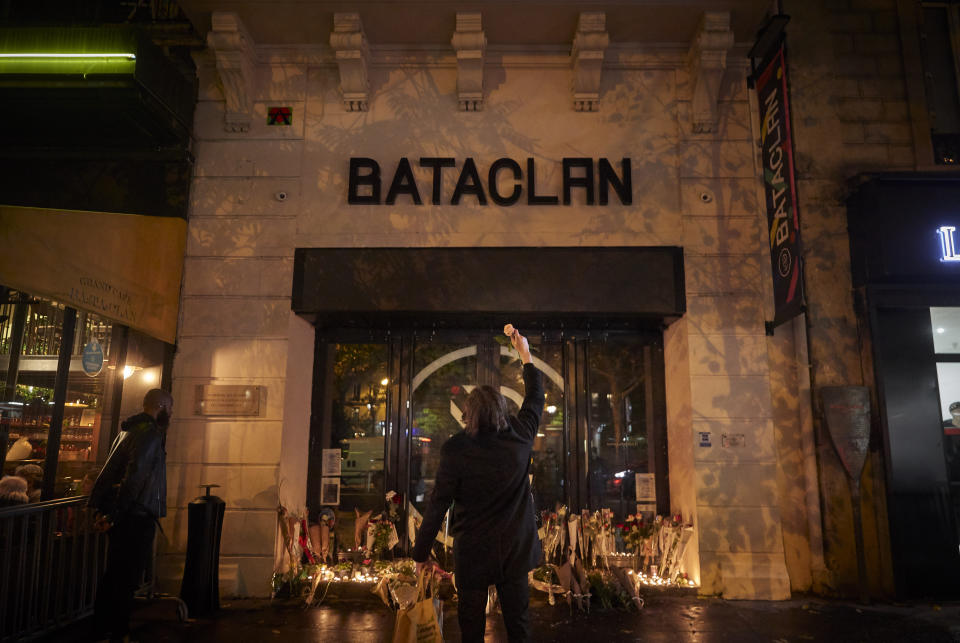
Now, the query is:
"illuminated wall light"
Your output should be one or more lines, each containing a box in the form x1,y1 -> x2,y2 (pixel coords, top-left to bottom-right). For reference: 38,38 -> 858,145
0,52 -> 136,59
142,369 -> 157,385
123,365 -> 136,379
546,405 -> 557,414
380,378 -> 389,386
938,327 -> 946,334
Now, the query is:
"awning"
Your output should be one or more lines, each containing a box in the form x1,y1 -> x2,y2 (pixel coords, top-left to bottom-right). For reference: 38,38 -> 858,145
293,246 -> 685,330
0,205 -> 186,344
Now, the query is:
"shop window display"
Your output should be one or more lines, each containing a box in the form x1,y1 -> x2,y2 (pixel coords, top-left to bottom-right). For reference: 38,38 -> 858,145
0,288 -> 170,499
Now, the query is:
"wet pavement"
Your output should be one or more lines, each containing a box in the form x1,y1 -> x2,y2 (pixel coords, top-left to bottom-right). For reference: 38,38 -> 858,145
45,590 -> 960,642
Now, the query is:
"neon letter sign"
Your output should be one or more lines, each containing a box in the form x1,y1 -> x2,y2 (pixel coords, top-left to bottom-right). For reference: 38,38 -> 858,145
937,226 -> 960,262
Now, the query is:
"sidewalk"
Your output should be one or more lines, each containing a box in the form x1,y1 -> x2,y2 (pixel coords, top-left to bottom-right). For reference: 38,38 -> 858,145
49,591 -> 960,643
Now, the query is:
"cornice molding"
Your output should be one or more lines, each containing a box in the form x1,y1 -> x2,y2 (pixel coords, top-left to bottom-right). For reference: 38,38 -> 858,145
451,12 -> 487,111
571,12 -> 609,111
687,11 -> 735,132
250,42 -> 750,67
329,12 -> 370,111
207,11 -> 257,132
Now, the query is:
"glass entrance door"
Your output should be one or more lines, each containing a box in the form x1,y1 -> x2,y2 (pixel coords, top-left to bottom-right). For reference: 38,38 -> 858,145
406,333 -> 567,519
307,328 -> 667,558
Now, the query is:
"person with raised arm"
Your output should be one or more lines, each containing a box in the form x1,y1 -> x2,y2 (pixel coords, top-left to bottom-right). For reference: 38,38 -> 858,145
413,325 -> 544,643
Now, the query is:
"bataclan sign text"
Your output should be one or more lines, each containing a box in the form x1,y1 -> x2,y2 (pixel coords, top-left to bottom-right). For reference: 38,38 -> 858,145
348,157 -> 632,206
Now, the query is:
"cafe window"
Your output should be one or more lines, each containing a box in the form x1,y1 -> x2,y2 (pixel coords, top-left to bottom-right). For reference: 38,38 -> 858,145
1,287 -> 170,500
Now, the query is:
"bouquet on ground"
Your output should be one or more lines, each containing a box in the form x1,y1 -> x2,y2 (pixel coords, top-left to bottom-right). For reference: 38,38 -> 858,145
385,490 -> 403,523
539,505 -> 567,565
366,516 -> 400,558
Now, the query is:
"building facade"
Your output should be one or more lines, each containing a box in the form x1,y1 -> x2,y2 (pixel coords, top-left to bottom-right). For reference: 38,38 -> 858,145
166,0 -> 795,600
149,0 -> 958,600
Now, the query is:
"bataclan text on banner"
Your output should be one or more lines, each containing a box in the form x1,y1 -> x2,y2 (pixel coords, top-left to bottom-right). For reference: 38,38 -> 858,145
755,42 -> 804,328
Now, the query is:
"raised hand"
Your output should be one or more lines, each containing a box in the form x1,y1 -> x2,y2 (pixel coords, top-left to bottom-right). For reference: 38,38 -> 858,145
504,323 -> 532,364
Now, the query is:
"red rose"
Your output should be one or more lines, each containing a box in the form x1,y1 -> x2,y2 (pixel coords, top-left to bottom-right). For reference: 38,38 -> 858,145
451,386 -> 461,394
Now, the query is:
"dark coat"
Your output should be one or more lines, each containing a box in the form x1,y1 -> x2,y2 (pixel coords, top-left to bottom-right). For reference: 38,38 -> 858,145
88,412 -> 167,522
412,363 -> 544,588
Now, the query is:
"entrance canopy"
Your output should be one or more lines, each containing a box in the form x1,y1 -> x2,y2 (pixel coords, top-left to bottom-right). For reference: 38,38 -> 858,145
292,246 -> 684,329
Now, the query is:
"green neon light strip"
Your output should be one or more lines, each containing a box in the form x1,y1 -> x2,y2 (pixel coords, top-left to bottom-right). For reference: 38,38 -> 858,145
0,53 -> 136,60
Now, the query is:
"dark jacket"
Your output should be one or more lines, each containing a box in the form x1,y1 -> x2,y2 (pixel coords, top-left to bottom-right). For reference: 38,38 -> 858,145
413,363 -> 544,588
88,412 -> 166,522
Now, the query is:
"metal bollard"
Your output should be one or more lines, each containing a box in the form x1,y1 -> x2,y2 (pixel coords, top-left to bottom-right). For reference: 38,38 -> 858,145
180,483 -> 225,617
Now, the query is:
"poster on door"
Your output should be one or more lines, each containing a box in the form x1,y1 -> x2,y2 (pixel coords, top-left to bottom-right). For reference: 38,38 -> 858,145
635,473 -> 656,503
322,448 -> 342,476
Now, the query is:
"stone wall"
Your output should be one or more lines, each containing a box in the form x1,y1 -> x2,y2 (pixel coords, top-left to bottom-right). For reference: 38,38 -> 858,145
666,59 -> 790,599
166,28 -> 793,598
157,55 -> 308,596
780,0 -> 913,596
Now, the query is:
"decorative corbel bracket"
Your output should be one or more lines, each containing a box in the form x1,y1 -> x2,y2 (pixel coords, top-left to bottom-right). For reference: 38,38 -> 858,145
688,11 -> 735,133
451,12 -> 486,111
571,12 -> 609,112
208,12 -> 256,132
330,13 -> 370,112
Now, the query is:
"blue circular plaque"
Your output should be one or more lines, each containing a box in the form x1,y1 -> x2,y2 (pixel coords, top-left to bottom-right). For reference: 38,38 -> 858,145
82,340 -> 104,377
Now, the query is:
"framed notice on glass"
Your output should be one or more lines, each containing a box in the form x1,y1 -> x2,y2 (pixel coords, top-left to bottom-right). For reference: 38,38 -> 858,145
636,503 -> 656,521
320,478 -> 341,506
635,473 -> 656,503
322,448 -> 341,476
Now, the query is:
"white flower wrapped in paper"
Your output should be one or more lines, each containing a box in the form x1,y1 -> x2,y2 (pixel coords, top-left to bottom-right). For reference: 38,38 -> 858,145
567,514 -> 580,566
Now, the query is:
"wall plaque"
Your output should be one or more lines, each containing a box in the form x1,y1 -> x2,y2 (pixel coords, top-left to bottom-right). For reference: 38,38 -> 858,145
195,384 -> 264,416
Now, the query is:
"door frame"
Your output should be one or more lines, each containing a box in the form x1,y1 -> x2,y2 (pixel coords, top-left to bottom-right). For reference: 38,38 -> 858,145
306,326 -> 669,554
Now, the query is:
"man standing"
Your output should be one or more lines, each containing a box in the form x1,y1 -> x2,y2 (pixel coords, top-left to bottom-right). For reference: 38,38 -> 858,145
413,327 -> 544,642
89,388 -> 172,643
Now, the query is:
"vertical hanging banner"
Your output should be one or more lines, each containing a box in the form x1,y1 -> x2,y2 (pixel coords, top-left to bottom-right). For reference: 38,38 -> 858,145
756,42 -> 804,328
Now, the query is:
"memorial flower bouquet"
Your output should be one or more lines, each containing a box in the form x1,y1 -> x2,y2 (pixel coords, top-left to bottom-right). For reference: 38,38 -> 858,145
539,506 -> 568,564
622,514 -> 655,563
369,518 -> 395,557
385,490 -> 403,523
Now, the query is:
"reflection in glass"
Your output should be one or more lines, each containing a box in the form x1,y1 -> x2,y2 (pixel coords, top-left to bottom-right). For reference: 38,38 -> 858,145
588,337 -> 656,522
931,307 -> 960,354
410,343 -> 477,514
324,344 -> 388,550
499,339 -> 565,513
935,359 -> 960,550
57,309 -> 121,497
